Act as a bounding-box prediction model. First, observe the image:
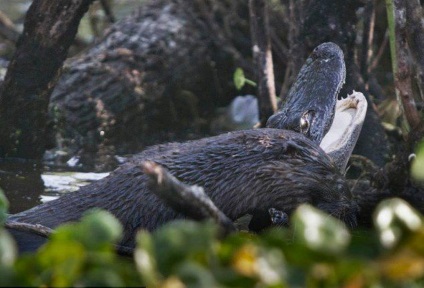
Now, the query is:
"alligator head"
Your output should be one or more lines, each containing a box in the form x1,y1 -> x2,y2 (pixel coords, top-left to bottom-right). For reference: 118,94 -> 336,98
266,42 -> 346,144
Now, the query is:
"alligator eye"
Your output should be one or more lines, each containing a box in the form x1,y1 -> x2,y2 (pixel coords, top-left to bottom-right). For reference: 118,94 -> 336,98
300,113 -> 310,134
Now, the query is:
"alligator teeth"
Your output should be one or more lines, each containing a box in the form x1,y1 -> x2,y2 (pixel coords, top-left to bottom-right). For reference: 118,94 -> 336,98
320,91 -> 368,172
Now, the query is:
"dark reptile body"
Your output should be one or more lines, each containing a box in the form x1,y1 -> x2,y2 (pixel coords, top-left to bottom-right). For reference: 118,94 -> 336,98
267,42 -> 346,143
9,129 -> 356,248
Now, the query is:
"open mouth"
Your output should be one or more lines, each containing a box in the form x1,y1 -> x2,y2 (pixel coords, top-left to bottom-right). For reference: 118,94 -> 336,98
319,91 -> 368,172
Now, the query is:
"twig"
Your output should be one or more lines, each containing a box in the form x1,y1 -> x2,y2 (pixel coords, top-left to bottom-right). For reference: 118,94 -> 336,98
141,161 -> 236,236
369,30 -> 389,72
5,221 -> 53,238
360,0 -> 375,79
386,0 -> 421,129
6,220 -> 135,256
0,10 -> 20,43
279,0 -> 303,100
279,62 -> 292,100
249,0 -> 277,126
270,29 -> 289,63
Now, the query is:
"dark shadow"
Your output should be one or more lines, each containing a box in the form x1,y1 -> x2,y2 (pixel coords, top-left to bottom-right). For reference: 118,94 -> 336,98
0,159 -> 44,213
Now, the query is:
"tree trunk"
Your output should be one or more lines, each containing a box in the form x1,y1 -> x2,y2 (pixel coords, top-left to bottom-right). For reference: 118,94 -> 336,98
0,0 -> 94,160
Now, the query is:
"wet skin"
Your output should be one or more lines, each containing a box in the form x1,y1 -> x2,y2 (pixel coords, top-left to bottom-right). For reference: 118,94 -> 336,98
8,129 -> 357,250
267,42 -> 346,144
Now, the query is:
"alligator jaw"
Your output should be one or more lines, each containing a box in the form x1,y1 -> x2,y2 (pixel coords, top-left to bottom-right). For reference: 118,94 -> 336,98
266,42 -> 346,144
319,91 -> 368,172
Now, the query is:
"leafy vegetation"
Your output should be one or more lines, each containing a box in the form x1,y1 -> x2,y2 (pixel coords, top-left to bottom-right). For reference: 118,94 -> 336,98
411,140 -> 424,182
1,145 -> 424,286
2,176 -> 424,287
233,68 -> 257,90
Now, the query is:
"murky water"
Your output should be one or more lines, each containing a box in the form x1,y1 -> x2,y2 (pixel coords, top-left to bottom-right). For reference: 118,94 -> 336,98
0,1 -> 145,214
0,161 -> 109,214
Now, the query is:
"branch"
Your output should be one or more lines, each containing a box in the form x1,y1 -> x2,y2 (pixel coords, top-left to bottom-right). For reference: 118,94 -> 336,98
386,0 -> 421,130
141,161 -> 236,236
0,10 -> 19,43
5,221 -> 53,238
360,0 -> 376,79
6,220 -> 135,256
249,0 -> 277,126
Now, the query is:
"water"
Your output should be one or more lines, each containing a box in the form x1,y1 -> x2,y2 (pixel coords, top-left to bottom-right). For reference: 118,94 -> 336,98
0,161 -> 108,214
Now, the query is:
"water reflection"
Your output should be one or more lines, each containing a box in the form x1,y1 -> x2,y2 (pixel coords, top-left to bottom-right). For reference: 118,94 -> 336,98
0,160 -> 44,214
41,171 -> 109,201
0,160 -> 109,214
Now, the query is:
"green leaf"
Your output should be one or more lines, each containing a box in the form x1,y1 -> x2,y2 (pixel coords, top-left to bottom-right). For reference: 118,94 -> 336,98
234,68 -> 246,90
135,231 -> 159,287
374,198 -> 423,249
411,140 -> 424,181
77,267 -> 125,287
292,204 -> 351,255
176,262 -> 217,287
152,220 -> 217,276
79,209 -> 123,247
0,230 -> 16,267
24,240 -> 86,287
12,209 -> 136,287
233,68 -> 257,90
52,209 -> 123,250
254,247 -> 286,285
0,188 -> 9,225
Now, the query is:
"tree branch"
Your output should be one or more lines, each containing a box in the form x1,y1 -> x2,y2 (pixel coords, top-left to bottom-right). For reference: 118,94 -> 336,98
249,0 -> 277,126
5,221 -> 53,238
142,161 -> 236,236
0,10 -> 19,43
386,0 -> 421,130
360,0 -> 376,79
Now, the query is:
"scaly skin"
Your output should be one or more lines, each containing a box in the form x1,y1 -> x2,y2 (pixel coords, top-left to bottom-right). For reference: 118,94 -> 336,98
266,42 -> 346,144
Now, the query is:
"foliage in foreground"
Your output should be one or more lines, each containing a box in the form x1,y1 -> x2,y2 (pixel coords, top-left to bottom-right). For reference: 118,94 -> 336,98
2,141 -> 424,286
2,188 -> 424,287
